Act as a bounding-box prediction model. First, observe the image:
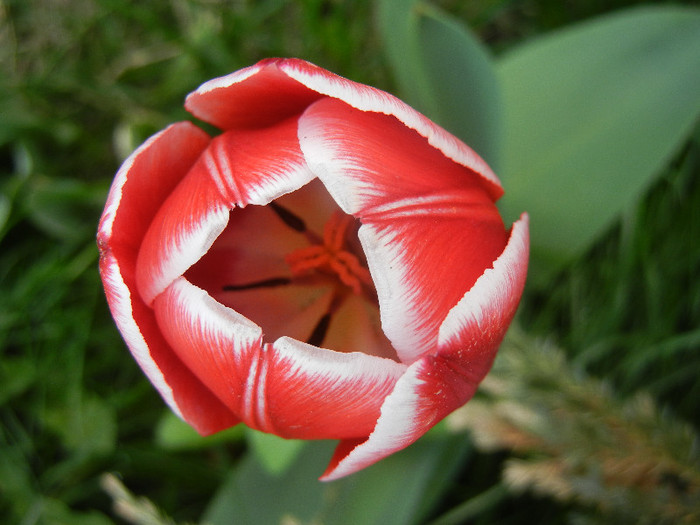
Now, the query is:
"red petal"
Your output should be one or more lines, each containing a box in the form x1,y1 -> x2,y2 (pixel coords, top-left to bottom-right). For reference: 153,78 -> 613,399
136,117 -> 313,305
185,59 -> 323,130
321,214 -> 529,481
299,98 -> 508,363
98,122 -> 210,254
200,116 -> 314,207
135,163 -> 231,305
100,254 -> 240,435
265,337 -> 406,439
153,278 -> 407,439
438,214 -> 529,354
186,58 -> 500,194
278,58 -> 502,196
98,122 -> 238,434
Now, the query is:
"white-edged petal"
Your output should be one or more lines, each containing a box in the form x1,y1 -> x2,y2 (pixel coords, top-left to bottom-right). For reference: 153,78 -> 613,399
438,214 -> 530,350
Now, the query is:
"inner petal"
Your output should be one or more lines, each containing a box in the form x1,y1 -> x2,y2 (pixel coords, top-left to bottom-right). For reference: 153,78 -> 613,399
185,179 -> 397,361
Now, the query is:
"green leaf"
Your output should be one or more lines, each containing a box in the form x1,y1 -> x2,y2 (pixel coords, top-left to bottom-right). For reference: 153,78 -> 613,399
246,428 -> 306,476
377,0 -> 430,115
27,497 -> 113,525
154,410 -> 244,450
497,7 -> 700,279
0,192 -> 10,239
203,433 -> 471,525
320,433 -> 471,525
377,0 -> 501,167
0,357 -> 37,405
202,441 -> 332,525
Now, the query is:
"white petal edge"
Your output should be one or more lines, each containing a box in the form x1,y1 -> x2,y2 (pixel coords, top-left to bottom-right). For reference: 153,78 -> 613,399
161,277 -> 266,428
141,203 -> 230,305
357,222 -> 427,363
437,213 -> 529,349
278,59 -> 501,192
100,252 -> 182,419
99,126 -> 172,240
188,62 -> 264,97
320,358 -> 429,481
272,336 -> 407,393
321,213 -> 529,481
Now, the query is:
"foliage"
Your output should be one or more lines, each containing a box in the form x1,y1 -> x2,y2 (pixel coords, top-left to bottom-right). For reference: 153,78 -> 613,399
1,1 -> 698,524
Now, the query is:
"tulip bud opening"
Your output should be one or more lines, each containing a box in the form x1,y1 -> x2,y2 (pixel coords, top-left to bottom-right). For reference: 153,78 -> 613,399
185,179 -> 395,360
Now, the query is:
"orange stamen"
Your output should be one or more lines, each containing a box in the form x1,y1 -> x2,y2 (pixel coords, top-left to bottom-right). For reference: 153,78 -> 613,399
285,211 -> 372,295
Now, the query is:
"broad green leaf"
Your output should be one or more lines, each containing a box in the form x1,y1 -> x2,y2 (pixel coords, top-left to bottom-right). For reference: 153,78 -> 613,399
154,410 -> 244,450
497,7 -> 700,279
202,441 -> 332,525
246,428 -> 306,475
417,5 -> 502,169
203,433 -> 471,525
377,0 -> 501,166
320,432 -> 471,525
377,0 -> 431,116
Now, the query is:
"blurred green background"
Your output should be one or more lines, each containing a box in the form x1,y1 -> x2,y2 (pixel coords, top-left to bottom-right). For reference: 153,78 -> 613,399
1,1 -> 698,524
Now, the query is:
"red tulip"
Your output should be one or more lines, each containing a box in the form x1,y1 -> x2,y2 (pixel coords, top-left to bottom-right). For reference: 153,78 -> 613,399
97,58 -> 528,480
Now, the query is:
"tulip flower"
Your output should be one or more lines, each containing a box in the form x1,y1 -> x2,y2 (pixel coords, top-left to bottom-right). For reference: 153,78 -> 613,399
97,58 -> 528,480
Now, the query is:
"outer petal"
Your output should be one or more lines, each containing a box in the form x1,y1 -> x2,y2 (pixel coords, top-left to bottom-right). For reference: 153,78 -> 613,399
136,116 -> 314,305
277,58 -> 502,196
298,98 -> 508,363
186,58 -> 501,195
184,59 -> 323,130
438,214 -> 530,353
97,122 -> 238,434
154,277 -> 408,440
321,214 -> 528,481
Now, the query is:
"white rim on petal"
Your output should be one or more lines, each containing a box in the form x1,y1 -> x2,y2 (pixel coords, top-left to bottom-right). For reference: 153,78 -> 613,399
278,59 -> 502,192
140,204 -> 230,305
100,253 -> 183,419
438,213 -> 529,349
321,214 -> 529,480
320,358 -> 429,481
188,62 -> 265,97
99,126 -> 172,240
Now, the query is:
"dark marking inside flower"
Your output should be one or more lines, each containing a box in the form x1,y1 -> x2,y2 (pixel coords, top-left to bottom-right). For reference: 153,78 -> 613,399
307,313 -> 331,347
222,277 -> 291,291
270,201 -> 306,232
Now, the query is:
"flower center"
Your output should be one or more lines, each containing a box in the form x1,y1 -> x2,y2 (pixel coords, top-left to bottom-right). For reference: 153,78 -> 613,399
285,211 -> 372,296
184,180 -> 395,359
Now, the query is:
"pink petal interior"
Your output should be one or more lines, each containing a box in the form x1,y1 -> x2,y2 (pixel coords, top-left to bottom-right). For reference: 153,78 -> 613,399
186,179 -> 396,359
